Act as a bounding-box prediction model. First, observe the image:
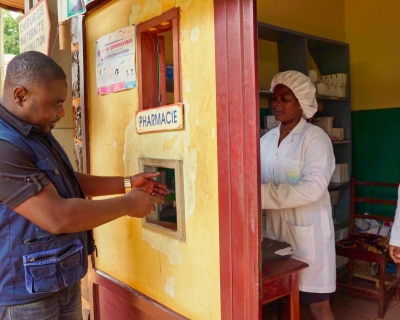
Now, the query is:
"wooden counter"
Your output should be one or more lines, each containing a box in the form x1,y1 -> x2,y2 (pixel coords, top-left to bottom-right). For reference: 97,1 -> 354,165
261,238 -> 308,320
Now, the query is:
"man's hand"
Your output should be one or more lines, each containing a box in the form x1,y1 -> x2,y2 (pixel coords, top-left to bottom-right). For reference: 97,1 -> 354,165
389,245 -> 400,264
125,188 -> 163,218
130,172 -> 169,200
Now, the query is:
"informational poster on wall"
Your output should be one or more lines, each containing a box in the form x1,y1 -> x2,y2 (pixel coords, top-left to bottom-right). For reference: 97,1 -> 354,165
95,25 -> 137,95
57,0 -> 94,21
18,0 -> 50,55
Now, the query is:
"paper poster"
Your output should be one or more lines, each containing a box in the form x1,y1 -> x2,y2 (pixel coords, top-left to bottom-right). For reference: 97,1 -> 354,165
95,25 -> 137,95
57,0 -> 94,21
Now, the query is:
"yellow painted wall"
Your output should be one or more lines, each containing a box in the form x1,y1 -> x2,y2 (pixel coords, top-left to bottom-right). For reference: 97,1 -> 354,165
257,0 -> 345,41
257,0 -> 345,109
345,0 -> 400,111
85,1 -> 220,319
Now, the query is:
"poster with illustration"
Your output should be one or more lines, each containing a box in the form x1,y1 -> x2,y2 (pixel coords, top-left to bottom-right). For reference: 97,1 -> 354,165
57,0 -> 95,21
95,25 -> 137,95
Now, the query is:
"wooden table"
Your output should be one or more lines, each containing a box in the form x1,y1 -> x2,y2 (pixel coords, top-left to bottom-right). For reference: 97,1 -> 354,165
261,238 -> 308,320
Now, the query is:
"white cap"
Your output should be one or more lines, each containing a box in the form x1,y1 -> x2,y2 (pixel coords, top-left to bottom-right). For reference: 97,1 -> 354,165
270,70 -> 318,119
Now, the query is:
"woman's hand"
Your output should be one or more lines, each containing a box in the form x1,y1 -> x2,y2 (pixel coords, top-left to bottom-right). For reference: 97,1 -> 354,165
389,245 -> 400,264
130,172 -> 169,200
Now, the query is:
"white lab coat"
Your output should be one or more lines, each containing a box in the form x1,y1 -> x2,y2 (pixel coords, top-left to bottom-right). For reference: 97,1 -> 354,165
389,185 -> 400,246
260,118 -> 336,293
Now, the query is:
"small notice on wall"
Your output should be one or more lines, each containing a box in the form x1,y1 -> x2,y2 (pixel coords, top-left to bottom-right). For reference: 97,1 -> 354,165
57,0 -> 95,20
95,25 -> 136,95
19,0 -> 50,55
136,103 -> 184,134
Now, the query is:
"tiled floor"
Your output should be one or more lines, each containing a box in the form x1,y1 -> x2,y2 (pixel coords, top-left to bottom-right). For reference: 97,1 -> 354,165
263,287 -> 400,320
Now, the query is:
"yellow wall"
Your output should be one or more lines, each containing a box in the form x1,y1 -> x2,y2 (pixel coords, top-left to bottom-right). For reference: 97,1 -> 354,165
345,0 -> 400,111
257,0 -> 345,109
85,1 -> 220,319
257,0 -> 345,41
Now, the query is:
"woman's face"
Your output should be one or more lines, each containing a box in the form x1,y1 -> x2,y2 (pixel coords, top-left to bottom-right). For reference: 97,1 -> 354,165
271,84 -> 303,124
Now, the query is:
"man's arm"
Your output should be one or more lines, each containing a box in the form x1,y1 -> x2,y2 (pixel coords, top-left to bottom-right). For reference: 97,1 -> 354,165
14,182 -> 162,234
75,172 -> 168,198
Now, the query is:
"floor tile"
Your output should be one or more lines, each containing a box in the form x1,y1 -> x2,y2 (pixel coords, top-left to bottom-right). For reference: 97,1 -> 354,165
335,296 -> 380,320
374,307 -> 400,320
332,307 -> 370,320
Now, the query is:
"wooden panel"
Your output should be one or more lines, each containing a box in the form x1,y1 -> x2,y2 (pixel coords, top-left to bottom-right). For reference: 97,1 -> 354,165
137,32 -> 158,109
92,269 -> 189,320
214,0 -> 261,319
158,36 -> 167,106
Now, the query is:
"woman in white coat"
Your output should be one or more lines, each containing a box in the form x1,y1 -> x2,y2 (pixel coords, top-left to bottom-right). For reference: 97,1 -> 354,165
260,71 -> 336,320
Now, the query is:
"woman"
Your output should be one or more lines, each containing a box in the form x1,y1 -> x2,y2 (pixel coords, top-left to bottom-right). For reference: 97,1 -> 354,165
260,71 -> 336,319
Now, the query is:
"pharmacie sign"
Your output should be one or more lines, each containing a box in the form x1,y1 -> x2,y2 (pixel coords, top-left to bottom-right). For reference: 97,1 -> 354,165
136,103 -> 183,133
19,0 -> 50,55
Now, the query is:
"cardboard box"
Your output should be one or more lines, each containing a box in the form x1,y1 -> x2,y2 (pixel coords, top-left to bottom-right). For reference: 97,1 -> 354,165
331,163 -> 349,183
313,117 -> 333,133
329,128 -> 344,140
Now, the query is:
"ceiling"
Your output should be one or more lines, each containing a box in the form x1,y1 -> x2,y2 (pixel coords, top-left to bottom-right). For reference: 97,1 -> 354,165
0,0 -> 24,12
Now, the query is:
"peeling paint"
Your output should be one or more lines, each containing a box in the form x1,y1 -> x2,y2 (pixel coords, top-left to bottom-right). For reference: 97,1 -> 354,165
190,27 -> 200,42
142,229 -> 184,265
129,0 -> 162,25
163,134 -> 179,151
113,140 -> 117,148
181,29 -> 188,37
195,118 -> 199,126
183,78 -> 190,92
128,4 -> 142,25
212,127 -> 215,138
165,276 -> 175,297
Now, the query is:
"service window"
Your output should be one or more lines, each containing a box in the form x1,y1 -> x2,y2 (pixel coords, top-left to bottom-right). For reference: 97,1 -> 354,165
136,8 -> 181,109
139,158 -> 185,241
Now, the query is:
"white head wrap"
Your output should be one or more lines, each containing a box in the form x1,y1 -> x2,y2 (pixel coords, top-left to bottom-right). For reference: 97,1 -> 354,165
270,70 -> 318,119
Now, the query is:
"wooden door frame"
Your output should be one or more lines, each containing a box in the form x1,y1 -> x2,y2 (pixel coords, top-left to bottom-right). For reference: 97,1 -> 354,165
214,0 -> 261,319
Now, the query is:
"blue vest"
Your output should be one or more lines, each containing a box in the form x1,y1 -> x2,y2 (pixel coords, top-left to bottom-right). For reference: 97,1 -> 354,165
0,118 -> 94,305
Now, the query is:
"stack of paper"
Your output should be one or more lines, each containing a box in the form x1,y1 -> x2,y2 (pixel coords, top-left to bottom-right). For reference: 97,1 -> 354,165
275,247 -> 293,256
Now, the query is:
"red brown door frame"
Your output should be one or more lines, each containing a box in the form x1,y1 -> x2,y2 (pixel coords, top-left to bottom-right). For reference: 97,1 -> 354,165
214,0 -> 261,319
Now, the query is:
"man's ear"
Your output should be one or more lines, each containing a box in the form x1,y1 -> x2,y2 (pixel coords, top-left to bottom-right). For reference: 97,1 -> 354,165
14,86 -> 28,106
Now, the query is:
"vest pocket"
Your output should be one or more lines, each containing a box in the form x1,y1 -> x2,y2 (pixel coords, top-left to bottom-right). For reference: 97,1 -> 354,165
23,239 -> 84,294
26,264 -> 58,293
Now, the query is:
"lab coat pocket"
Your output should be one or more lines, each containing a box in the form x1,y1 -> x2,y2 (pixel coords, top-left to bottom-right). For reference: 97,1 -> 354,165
280,159 -> 303,184
286,222 -> 315,263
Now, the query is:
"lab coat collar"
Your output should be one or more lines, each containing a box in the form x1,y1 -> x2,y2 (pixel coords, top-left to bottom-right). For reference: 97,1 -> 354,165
275,118 -> 307,145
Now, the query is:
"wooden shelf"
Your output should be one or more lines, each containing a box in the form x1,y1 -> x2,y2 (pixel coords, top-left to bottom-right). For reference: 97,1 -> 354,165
329,181 -> 350,191
332,140 -> 351,145
316,95 -> 349,102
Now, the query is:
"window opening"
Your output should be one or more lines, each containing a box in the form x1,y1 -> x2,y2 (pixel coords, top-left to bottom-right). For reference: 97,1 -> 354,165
139,158 -> 185,241
137,8 -> 180,109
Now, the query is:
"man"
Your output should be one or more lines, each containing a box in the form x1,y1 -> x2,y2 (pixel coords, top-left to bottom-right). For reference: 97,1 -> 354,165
0,51 -> 168,319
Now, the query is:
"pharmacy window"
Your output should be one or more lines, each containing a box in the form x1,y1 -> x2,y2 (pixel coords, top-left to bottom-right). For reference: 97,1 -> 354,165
136,8 -> 181,109
139,158 -> 185,241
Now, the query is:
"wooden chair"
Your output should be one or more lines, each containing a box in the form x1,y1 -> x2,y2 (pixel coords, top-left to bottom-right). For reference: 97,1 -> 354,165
335,178 -> 400,318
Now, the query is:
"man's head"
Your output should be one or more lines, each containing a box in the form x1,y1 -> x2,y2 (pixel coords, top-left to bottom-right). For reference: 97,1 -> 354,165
2,51 -> 68,134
